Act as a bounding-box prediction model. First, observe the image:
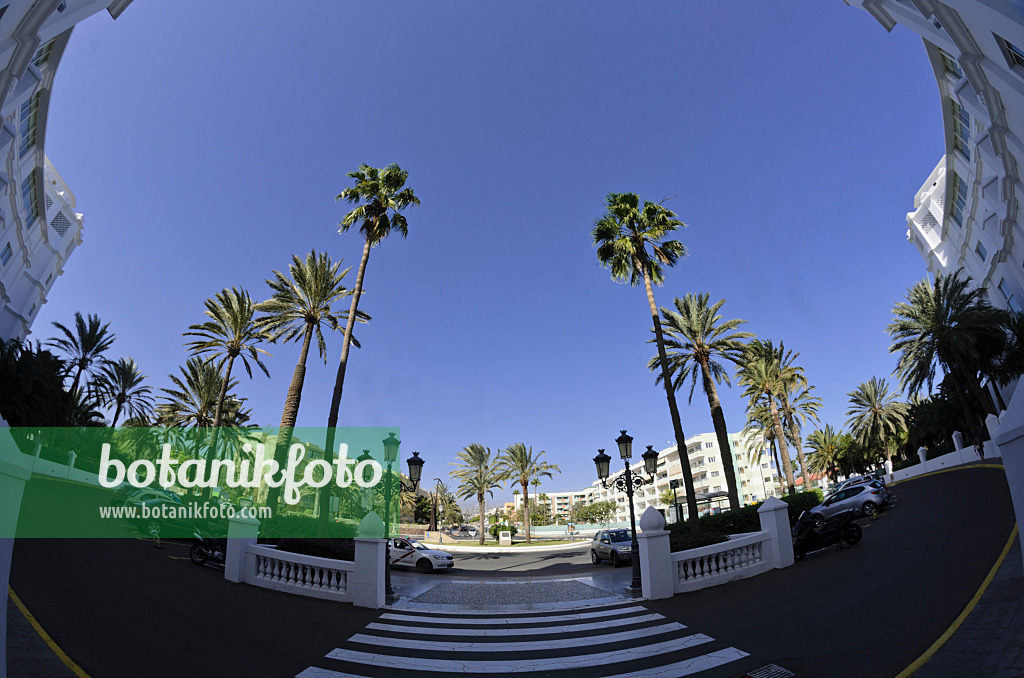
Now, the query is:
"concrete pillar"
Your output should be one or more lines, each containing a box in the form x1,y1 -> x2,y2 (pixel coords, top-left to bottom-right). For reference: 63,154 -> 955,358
985,414 -> 1002,459
918,447 -> 928,464
636,506 -> 673,600
351,538 -> 386,608
224,515 -> 260,584
993,391 -> 1024,566
758,496 -> 794,569
66,450 -> 76,478
1,420 -> 32,678
953,431 -> 965,452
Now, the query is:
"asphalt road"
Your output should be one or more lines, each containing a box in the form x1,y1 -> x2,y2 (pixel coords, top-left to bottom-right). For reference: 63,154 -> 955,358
8,464 -> 1015,678
422,543 -> 601,577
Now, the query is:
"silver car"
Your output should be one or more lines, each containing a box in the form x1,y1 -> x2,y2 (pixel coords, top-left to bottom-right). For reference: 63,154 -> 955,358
591,529 -> 633,567
809,481 -> 889,525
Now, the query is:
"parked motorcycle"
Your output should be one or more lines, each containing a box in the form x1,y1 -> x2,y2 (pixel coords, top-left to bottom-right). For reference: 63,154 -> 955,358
189,529 -> 227,567
792,509 -> 863,562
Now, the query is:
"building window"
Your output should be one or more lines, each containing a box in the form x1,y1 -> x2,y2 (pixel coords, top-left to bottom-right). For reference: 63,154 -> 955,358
938,48 -> 963,78
50,212 -> 71,236
708,456 -> 716,463
28,302 -> 35,316
997,35 -> 1024,70
0,242 -> 11,266
998,278 -> 1023,313
761,463 -> 769,469
19,92 -> 39,159
950,172 -> 968,226
951,100 -> 970,158
32,39 -> 55,68
710,471 -> 720,477
704,442 -> 714,448
976,240 -> 988,261
21,172 -> 39,229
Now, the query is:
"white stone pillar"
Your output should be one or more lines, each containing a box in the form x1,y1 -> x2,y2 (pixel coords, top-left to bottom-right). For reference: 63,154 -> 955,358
351,538 -> 386,608
984,414 -> 1002,459
66,450 -> 76,478
757,496 -> 794,569
224,515 -> 260,583
636,506 -> 673,600
0,420 -> 32,678
952,431 -> 965,452
918,446 -> 928,464
993,392 -> 1024,565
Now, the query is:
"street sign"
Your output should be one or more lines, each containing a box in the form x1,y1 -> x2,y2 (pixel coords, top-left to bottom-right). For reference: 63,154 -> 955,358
669,479 -> 680,489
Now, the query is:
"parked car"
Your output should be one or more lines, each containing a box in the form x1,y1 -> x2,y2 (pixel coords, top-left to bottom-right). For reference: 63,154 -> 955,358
591,529 -> 633,567
809,481 -> 889,525
388,537 -> 454,573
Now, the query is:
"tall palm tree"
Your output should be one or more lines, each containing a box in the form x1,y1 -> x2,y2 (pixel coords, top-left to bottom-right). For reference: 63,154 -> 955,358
157,358 -> 241,429
778,386 -> 822,492
737,339 -> 804,495
592,192 -> 700,534
0,339 -> 71,427
321,164 -> 419,535
805,424 -> 843,485
888,269 -> 1007,422
185,287 -> 271,431
255,251 -> 369,509
497,443 -> 559,543
94,358 -> 153,427
845,377 -> 908,465
48,312 -> 116,394
651,293 -> 752,510
451,443 -> 505,545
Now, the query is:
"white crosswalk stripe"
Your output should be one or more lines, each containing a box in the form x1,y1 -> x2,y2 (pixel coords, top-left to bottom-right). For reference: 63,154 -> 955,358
296,602 -> 750,677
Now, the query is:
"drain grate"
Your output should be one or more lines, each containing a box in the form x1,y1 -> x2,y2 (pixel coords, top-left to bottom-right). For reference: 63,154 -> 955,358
742,665 -> 796,678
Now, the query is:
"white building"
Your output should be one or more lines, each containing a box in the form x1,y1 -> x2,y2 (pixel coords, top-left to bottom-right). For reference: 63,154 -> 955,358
0,0 -> 133,341
845,1 -> 1024,398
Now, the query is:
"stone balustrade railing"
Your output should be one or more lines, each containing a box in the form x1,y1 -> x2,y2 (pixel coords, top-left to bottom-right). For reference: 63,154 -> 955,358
636,496 -> 794,600
671,531 -> 771,593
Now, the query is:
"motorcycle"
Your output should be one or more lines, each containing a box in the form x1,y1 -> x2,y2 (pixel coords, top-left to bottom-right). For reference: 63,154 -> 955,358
189,529 -> 227,567
792,509 -> 863,562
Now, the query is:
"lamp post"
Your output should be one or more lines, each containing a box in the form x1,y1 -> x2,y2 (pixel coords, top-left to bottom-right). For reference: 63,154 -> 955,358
593,430 -> 658,595
381,432 -> 422,604
429,477 -> 443,532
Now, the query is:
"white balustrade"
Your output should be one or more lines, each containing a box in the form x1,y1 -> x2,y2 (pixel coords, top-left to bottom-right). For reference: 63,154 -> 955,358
246,544 -> 355,602
671,532 -> 772,593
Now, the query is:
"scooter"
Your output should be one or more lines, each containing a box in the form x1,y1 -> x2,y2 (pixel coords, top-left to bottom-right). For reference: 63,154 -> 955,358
792,509 -> 862,562
189,529 -> 227,567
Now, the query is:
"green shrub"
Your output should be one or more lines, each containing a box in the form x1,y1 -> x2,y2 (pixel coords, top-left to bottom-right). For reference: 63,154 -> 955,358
489,523 -> 518,540
274,538 -> 354,561
668,529 -> 729,552
674,491 -> 824,538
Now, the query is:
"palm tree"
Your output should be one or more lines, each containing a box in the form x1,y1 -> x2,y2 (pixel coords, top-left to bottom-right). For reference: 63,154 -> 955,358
450,443 -> 506,545
888,269 -> 1007,422
778,386 -> 822,492
185,287 -> 271,430
157,358 -> 243,429
592,192 -> 700,535
48,312 -> 116,394
497,443 -> 559,543
845,377 -> 908,465
68,388 -> 106,427
320,164 -> 419,535
805,424 -> 843,485
0,339 -> 70,427
255,250 -> 369,510
94,358 -> 153,426
651,293 -> 752,510
737,339 -> 804,495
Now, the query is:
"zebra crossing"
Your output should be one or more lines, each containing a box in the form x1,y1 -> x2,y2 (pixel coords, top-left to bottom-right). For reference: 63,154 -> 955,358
295,600 -> 753,677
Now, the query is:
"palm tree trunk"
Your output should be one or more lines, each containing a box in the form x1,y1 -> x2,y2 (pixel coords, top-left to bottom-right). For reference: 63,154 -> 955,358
205,353 -> 236,501
771,439 -> 782,495
959,364 -> 997,417
267,324 -> 315,510
319,236 -> 373,536
70,361 -> 85,395
478,496 -> 486,545
768,397 -> 795,494
642,265 -> 700,536
522,480 -> 531,544
787,415 -> 810,492
111,400 -> 124,428
699,357 -> 740,511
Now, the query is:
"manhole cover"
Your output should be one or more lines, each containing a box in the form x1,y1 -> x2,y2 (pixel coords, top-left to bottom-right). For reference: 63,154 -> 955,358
742,665 -> 796,678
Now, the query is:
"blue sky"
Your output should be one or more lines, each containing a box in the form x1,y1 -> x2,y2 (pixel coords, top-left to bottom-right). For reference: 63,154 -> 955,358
36,1 -> 944,505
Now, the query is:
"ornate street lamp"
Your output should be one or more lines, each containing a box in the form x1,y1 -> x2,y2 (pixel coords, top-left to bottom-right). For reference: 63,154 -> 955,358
380,432 -> 422,604
594,430 -> 657,594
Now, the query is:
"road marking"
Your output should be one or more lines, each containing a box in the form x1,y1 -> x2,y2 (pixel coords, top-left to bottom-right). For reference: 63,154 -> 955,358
894,523 -> 1018,678
8,586 -> 92,678
600,647 -> 749,677
366,612 -> 671,636
319,634 -> 714,673
348,621 -> 684,651
379,605 -> 647,625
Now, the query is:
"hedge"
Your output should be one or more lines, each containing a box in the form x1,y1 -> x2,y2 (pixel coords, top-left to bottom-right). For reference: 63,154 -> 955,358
669,491 -> 823,544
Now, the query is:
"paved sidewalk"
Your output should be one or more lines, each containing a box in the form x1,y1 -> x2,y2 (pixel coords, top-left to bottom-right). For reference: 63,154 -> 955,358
6,591 -> 78,678
914,534 -> 1024,678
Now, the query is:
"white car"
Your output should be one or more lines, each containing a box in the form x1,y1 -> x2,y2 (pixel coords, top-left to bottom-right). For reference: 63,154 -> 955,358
388,537 -> 454,573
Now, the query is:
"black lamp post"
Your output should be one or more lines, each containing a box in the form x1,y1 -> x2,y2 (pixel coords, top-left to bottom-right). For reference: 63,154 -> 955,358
429,477 -> 443,532
381,432 -> 422,604
594,430 -> 658,595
